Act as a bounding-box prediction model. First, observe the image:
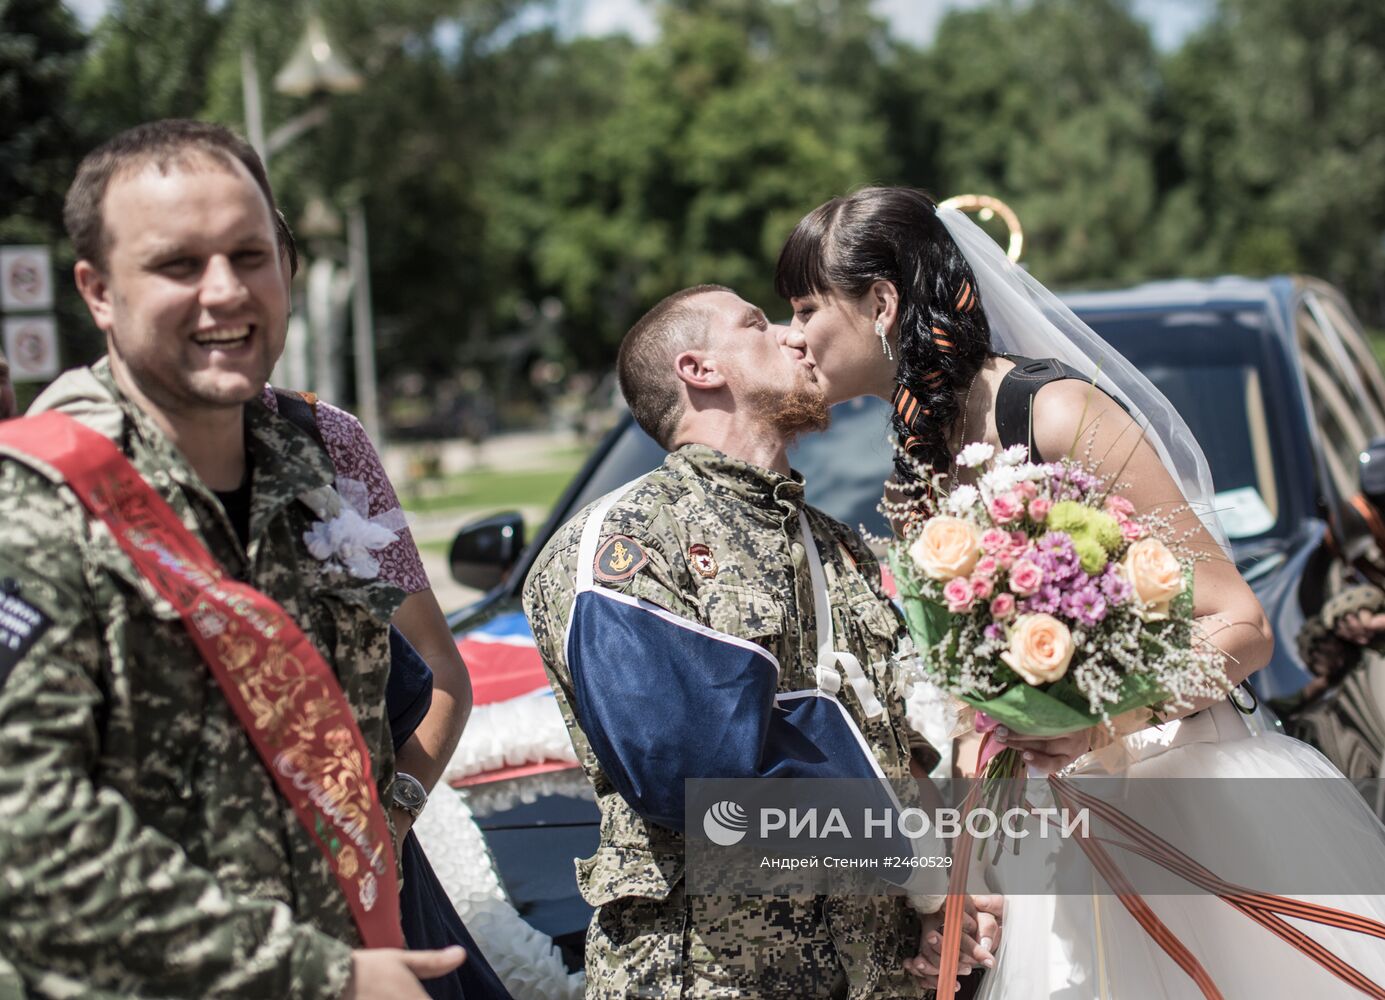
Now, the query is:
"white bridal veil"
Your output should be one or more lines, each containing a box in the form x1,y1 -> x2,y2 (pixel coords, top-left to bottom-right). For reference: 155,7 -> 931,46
936,206 -> 1231,554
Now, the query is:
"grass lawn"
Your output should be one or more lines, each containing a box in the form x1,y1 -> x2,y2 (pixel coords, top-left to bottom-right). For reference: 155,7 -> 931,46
400,451 -> 587,517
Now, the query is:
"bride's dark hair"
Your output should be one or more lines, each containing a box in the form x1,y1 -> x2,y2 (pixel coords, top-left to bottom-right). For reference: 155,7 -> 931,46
774,186 -> 991,474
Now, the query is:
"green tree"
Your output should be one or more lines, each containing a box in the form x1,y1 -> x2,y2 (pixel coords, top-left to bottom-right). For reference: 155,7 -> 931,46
1162,0 -> 1385,318
74,0 -> 224,130
0,0 -> 96,400
484,0 -> 892,365
922,0 -> 1163,287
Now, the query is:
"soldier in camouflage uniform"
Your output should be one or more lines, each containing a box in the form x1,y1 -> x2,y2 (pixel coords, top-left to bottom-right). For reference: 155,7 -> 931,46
0,122 -> 462,999
524,285 -> 982,998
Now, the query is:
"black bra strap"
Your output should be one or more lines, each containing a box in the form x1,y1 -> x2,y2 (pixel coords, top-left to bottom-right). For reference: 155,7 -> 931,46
994,355 -> 1090,463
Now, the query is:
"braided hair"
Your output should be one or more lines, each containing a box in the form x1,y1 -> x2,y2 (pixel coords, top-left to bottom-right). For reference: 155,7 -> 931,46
774,186 -> 991,476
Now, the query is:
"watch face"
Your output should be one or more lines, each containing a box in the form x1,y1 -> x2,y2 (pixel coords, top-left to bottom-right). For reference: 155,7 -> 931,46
393,774 -> 427,813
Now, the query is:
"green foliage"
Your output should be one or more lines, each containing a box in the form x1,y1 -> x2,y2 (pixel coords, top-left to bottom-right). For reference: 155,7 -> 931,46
7,0 -> 1385,412
0,0 -> 101,377
482,0 -> 892,363
1160,0 -> 1385,304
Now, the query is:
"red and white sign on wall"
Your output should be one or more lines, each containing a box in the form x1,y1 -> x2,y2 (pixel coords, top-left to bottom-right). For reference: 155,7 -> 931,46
3,316 -> 60,381
0,246 -> 54,313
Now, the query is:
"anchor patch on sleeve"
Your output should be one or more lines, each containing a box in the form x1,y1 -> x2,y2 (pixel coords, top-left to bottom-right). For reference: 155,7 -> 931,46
594,535 -> 648,583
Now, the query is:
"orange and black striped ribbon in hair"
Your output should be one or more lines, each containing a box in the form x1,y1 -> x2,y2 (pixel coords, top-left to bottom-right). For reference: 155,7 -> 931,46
891,383 -> 929,444
954,280 -> 978,314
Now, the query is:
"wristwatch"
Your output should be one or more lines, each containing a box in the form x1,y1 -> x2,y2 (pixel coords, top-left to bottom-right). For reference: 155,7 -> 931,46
390,772 -> 428,818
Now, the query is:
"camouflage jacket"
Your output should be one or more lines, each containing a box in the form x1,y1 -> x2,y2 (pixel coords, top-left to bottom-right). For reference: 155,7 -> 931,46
523,444 -> 934,999
0,362 -> 403,999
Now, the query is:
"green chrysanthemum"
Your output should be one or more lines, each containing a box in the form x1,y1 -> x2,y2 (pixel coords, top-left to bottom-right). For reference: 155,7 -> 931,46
1046,501 -> 1122,573
1073,536 -> 1109,575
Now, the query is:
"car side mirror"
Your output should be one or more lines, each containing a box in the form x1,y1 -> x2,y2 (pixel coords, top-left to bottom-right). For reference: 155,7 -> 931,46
1359,437 -> 1385,508
449,511 -> 525,591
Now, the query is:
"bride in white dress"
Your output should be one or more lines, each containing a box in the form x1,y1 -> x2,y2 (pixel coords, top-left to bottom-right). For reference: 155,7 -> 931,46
772,185 -> 1385,998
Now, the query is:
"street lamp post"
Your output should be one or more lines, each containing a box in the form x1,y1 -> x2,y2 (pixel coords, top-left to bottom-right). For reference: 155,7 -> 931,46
240,14 -> 382,443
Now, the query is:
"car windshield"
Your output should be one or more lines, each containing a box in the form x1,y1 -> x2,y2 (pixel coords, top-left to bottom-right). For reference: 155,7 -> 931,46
552,307 -> 1286,556
1085,308 -> 1287,542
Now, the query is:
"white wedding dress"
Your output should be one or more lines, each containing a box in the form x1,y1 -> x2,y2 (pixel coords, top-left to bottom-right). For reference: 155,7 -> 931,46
974,700 -> 1385,1000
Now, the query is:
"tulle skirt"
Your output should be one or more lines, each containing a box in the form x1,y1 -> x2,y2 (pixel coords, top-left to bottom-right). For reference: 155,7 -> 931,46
976,702 -> 1385,1000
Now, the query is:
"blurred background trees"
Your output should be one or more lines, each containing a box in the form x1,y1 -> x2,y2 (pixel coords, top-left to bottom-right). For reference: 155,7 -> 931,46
4,0 -> 1384,425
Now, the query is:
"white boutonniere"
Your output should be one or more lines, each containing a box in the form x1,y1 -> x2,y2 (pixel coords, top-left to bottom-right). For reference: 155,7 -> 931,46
299,477 -> 407,580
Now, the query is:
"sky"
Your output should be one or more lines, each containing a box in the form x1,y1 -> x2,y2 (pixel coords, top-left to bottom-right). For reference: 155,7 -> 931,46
63,0 -> 1214,53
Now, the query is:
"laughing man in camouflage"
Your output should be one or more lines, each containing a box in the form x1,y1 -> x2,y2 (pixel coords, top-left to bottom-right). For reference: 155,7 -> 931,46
0,122 -> 464,999
523,285 -> 1001,998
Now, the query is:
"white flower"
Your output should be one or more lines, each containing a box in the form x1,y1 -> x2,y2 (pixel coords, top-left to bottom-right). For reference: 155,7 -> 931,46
956,442 -> 995,469
980,465 -> 1023,495
301,486 -> 399,580
945,484 -> 980,514
996,444 -> 1029,466
1018,463 -> 1049,482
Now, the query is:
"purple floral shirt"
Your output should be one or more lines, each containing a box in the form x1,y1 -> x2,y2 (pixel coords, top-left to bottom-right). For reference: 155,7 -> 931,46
261,386 -> 429,594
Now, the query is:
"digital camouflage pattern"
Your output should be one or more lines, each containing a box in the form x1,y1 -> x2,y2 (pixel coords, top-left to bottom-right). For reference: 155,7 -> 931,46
0,361 -> 404,999
523,444 -> 937,999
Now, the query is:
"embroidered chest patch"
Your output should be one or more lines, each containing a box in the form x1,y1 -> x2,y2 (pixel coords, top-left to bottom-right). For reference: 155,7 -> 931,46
594,535 -> 648,583
688,543 -> 718,579
0,583 -> 53,688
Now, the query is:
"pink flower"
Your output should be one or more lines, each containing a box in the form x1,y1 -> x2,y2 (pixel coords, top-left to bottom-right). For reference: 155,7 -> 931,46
995,549 -> 1016,570
1027,497 -> 1052,522
1104,495 -> 1137,522
990,593 -> 1017,619
988,493 -> 1023,524
944,577 -> 975,613
980,529 -> 1010,554
1121,519 -> 1148,542
1009,530 -> 1030,549
971,575 -> 995,600
1016,481 -> 1039,502
1009,559 -> 1044,597
974,555 -> 999,577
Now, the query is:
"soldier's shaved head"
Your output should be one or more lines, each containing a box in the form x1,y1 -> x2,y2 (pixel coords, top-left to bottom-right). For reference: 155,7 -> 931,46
617,285 -> 730,447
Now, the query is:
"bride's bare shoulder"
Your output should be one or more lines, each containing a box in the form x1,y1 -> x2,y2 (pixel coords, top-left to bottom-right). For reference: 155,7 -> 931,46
1029,377 -> 1134,463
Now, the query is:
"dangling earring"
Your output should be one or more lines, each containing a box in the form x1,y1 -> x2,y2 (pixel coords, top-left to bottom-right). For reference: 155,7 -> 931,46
875,319 -> 894,361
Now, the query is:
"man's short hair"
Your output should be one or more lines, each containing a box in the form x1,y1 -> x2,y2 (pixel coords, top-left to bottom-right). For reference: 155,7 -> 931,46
618,284 -> 730,448
63,119 -> 296,274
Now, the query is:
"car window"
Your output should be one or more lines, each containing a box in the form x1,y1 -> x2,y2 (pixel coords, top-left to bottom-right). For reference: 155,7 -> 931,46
1297,302 -> 1372,501
1084,309 -> 1286,542
790,397 -> 896,539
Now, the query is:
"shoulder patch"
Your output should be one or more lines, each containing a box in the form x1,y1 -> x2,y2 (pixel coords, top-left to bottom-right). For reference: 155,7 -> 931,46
0,584 -> 53,688
594,535 -> 648,584
688,543 -> 718,579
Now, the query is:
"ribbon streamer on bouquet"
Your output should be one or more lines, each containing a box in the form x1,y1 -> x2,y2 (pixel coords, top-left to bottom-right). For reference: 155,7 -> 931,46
935,732 -> 992,995
1049,776 -> 1385,1000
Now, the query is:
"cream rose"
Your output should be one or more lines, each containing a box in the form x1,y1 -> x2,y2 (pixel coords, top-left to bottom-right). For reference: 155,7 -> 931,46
908,516 -> 983,581
1122,537 -> 1185,620
1001,613 -> 1075,685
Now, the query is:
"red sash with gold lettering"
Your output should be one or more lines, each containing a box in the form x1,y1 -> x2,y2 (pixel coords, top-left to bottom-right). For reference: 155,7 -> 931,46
0,411 -> 404,948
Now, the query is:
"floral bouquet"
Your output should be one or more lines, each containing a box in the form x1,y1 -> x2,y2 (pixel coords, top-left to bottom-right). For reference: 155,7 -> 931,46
887,442 -> 1229,784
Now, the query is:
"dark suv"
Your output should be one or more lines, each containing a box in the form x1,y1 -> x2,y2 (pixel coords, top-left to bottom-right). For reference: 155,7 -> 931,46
448,274 -> 1385,971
